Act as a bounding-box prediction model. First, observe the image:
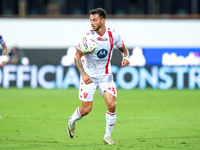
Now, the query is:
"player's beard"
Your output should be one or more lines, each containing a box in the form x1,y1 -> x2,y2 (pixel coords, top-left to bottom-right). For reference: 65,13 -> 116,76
93,23 -> 102,31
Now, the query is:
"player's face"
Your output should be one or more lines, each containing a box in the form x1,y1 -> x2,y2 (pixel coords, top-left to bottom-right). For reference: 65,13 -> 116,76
90,14 -> 104,31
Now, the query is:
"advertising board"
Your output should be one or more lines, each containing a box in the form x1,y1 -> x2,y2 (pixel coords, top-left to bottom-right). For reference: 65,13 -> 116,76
0,48 -> 199,89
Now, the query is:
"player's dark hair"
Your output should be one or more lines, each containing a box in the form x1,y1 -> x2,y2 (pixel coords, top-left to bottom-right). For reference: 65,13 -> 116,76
90,8 -> 106,19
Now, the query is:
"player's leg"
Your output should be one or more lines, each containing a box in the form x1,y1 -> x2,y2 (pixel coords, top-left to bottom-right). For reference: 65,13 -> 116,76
67,77 -> 96,138
67,101 -> 93,138
79,101 -> 93,116
103,92 -> 117,145
103,91 -> 116,113
70,101 -> 93,125
98,74 -> 117,145
67,101 -> 93,139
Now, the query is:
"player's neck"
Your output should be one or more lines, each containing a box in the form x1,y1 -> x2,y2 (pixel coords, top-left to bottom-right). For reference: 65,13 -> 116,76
96,26 -> 106,36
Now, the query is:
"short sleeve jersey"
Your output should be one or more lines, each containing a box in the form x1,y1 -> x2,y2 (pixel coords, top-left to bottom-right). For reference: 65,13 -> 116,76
0,35 -> 5,46
79,27 -> 124,77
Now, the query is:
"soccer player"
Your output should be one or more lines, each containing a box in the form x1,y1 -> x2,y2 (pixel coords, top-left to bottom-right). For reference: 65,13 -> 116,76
0,35 -> 9,67
67,8 -> 130,145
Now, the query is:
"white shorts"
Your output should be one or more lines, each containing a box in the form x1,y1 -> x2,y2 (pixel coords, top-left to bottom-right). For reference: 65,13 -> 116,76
79,74 -> 117,101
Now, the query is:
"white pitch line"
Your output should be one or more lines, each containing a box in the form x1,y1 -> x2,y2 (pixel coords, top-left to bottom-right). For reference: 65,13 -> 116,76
118,116 -> 172,120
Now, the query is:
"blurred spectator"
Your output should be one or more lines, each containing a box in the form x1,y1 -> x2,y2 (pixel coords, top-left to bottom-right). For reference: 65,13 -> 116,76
0,35 -> 9,67
8,46 -> 29,65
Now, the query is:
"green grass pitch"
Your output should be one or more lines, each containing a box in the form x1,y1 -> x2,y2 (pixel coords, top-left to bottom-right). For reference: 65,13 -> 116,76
0,87 -> 200,150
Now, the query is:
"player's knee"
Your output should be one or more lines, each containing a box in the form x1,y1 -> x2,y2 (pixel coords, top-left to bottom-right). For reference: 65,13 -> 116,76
111,102 -> 116,110
107,102 -> 116,112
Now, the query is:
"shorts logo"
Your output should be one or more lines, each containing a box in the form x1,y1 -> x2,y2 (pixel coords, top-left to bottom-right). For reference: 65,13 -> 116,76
97,49 -> 108,58
83,92 -> 88,98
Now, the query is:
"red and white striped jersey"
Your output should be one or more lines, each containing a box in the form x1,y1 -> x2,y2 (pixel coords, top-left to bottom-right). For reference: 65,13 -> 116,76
79,27 -> 124,77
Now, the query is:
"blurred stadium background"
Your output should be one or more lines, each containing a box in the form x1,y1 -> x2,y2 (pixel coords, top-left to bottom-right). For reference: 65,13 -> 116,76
0,0 -> 200,89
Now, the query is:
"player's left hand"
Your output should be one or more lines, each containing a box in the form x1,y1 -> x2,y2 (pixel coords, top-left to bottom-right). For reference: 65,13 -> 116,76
121,59 -> 130,67
0,61 -> 7,68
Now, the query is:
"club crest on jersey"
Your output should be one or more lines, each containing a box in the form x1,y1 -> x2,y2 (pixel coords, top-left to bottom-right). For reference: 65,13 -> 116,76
83,92 -> 88,98
97,49 -> 108,58
97,37 -> 108,41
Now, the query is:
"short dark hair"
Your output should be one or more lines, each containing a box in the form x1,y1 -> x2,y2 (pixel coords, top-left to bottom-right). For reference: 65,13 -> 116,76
90,8 -> 106,19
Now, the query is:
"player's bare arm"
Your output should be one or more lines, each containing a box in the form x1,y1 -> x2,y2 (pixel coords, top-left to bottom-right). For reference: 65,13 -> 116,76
74,51 -> 94,84
118,44 -> 130,67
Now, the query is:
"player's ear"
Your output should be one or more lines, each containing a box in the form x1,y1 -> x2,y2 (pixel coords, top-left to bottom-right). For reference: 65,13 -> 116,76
101,18 -> 105,24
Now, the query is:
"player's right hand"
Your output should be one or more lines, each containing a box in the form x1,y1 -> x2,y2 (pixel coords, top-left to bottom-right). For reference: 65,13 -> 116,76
82,73 -> 94,84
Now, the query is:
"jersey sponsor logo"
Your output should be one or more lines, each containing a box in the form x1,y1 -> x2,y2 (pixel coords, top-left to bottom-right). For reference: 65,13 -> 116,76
97,37 -> 108,41
97,49 -> 108,59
